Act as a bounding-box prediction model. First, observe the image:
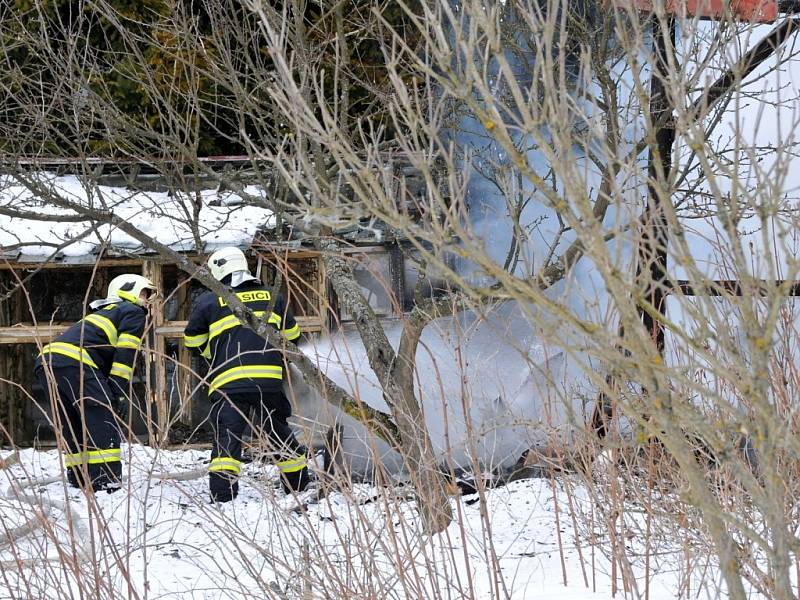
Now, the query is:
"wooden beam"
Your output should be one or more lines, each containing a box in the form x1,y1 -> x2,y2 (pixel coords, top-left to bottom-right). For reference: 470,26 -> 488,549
255,249 -> 322,259
0,258 -> 144,271
0,324 -> 70,345
154,316 -> 324,337
0,276 -> 14,444
143,260 -> 168,446
672,279 -> 800,296
0,315 -> 324,345
175,272 -> 194,425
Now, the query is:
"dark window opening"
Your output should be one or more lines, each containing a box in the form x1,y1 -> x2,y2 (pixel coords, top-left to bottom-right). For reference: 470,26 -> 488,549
18,265 -> 142,323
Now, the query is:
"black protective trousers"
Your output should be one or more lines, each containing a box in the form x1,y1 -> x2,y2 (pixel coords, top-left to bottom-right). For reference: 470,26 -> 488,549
34,363 -> 122,491
209,388 -> 309,502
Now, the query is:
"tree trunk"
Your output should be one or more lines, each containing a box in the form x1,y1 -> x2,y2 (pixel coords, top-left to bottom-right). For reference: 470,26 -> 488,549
320,239 -> 453,534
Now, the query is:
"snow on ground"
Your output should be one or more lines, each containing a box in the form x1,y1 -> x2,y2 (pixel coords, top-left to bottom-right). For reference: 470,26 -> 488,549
0,445 -> 706,599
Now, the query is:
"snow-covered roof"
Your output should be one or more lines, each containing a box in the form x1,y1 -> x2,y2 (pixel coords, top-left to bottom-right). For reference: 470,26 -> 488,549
0,173 -> 276,263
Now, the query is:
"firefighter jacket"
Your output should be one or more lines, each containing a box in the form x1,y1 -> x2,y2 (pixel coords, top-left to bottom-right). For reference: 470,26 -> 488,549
35,300 -> 147,396
183,282 -> 301,396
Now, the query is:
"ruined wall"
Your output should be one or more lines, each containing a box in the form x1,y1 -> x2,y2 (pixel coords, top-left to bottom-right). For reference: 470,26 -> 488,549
0,272 -> 26,444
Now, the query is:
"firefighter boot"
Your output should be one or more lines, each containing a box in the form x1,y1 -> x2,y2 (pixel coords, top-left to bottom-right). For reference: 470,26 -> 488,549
210,471 -> 239,503
281,466 -> 311,494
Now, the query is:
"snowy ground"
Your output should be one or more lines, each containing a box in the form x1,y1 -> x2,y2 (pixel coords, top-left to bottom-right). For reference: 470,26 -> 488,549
0,445 -> 716,599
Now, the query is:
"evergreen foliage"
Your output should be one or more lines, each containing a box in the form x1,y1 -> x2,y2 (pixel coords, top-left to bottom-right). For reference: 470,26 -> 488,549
0,0 -> 422,158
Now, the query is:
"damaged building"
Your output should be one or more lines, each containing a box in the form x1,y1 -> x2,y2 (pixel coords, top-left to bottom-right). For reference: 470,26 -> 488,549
0,163 -> 449,434
0,161 -> 591,478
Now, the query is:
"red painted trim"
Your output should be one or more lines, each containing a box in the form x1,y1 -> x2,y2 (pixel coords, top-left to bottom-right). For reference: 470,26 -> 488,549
615,0 -> 778,22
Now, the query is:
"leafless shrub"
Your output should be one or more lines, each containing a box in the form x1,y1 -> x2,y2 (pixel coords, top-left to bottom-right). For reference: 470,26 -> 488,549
3,0 -> 800,597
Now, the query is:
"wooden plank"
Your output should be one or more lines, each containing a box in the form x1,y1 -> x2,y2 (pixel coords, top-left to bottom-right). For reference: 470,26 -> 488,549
154,316 -> 323,337
673,279 -> 800,296
0,316 -> 323,345
9,286 -> 26,443
263,249 -> 321,259
9,155 -> 253,167
143,260 -> 168,446
0,325 -> 71,344
309,255 -> 327,329
318,254 -> 331,330
252,247 -> 321,260
0,273 -> 9,444
175,272 -> 193,425
0,258 -> 144,271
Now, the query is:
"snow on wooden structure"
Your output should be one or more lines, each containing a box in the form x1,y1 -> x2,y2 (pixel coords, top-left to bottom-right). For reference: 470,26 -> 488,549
0,167 -> 447,448
0,171 -> 331,446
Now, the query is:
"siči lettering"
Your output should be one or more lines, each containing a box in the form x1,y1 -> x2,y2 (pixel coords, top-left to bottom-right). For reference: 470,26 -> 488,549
218,290 -> 271,306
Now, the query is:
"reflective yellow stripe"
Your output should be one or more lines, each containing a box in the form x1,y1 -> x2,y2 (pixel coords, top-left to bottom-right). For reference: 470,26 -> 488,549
208,311 -> 274,344
84,314 -> 118,346
277,456 -> 307,473
117,333 -> 142,349
208,456 -> 241,474
64,448 -> 122,467
281,324 -> 301,341
110,362 -> 133,380
85,449 -> 121,464
208,365 -> 283,394
184,332 -> 209,348
40,342 -> 99,369
208,314 -> 242,343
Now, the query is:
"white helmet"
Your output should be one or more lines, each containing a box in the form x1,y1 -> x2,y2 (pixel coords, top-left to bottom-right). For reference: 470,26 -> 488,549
208,247 -> 250,281
108,274 -> 157,306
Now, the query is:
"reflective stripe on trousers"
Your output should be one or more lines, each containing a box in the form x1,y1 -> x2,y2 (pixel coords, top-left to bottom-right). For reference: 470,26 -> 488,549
277,455 -> 307,473
64,448 -> 122,468
208,456 -> 242,475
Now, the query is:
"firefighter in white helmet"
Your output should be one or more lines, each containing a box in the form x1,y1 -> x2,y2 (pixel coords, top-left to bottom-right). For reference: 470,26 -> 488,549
184,247 -> 308,502
34,273 -> 156,492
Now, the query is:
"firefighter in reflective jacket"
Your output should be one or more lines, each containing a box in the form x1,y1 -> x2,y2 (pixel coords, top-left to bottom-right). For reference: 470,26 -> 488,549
184,247 -> 308,503
34,274 -> 156,492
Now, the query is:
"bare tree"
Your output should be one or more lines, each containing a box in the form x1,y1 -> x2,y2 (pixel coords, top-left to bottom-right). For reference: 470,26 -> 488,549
3,2 -> 800,594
